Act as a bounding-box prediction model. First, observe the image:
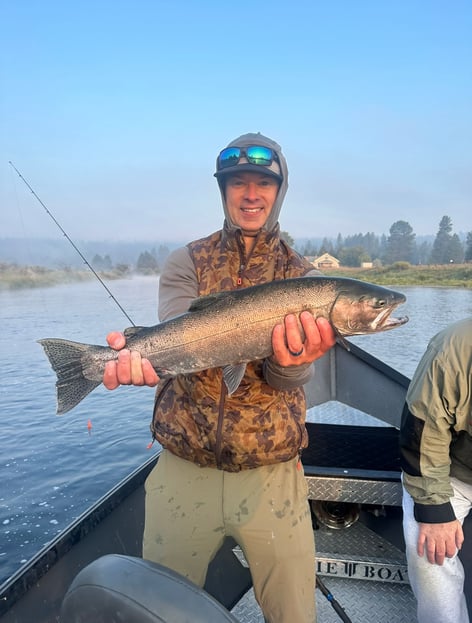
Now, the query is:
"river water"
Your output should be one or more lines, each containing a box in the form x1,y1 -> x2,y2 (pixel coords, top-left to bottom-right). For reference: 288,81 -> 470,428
0,277 -> 471,584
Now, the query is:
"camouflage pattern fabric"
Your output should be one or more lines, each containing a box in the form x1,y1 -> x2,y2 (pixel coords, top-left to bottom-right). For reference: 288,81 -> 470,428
151,227 -> 314,472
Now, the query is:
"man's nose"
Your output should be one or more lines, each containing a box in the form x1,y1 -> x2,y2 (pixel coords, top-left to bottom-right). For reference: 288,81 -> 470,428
244,182 -> 258,199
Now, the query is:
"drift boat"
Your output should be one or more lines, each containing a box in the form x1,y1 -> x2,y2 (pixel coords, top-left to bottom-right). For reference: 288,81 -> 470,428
1,341 -> 471,622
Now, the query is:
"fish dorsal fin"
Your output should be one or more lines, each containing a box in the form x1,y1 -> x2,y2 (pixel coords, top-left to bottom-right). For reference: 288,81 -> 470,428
222,363 -> 247,395
189,292 -> 228,312
123,326 -> 145,338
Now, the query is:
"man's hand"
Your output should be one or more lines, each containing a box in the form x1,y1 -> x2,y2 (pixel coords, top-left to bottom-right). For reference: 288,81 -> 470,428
417,519 -> 464,565
271,313 -> 336,367
103,331 -> 160,390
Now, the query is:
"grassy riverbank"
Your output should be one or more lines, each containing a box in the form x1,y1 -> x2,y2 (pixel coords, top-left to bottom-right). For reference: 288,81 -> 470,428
0,263 -> 130,290
1,262 -> 471,290
322,263 -> 472,288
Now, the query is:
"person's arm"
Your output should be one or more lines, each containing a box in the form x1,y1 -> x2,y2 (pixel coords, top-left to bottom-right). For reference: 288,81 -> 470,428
157,246 -> 198,321
400,354 -> 456,518
400,341 -> 463,564
103,247 -> 197,389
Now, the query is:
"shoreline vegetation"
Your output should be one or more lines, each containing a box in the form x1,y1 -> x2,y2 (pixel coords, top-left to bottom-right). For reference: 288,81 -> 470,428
1,262 -> 472,290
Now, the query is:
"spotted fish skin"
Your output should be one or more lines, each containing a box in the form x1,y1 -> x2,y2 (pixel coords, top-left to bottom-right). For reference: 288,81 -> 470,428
39,276 -> 408,414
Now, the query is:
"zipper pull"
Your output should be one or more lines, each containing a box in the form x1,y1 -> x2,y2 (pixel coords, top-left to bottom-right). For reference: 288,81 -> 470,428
237,264 -> 245,286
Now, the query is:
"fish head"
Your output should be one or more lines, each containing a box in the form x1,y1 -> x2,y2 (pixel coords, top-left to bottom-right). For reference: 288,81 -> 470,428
329,279 -> 409,336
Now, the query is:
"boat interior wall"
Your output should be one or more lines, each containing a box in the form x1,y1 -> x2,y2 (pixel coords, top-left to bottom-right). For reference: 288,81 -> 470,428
303,422 -> 403,507
60,554 -> 240,623
305,342 -> 410,428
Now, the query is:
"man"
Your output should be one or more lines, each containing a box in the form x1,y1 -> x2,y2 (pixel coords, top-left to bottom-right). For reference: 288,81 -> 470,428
104,132 -> 336,622
400,317 -> 472,623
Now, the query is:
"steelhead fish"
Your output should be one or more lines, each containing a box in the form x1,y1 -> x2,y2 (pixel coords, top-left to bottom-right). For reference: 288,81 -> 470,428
39,276 -> 408,414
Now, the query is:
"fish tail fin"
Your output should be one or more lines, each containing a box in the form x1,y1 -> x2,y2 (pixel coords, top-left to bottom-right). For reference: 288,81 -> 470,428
38,338 -> 102,415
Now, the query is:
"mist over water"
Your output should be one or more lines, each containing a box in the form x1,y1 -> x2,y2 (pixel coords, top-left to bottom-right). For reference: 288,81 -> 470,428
0,278 -> 471,583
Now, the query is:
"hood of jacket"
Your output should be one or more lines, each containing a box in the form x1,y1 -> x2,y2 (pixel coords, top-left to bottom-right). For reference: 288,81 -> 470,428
214,132 -> 288,233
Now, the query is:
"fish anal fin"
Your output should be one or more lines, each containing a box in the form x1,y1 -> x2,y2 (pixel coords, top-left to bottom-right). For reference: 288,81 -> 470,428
222,363 -> 247,395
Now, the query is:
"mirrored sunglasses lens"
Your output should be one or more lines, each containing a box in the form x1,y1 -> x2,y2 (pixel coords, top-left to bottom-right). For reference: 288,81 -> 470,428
218,147 -> 241,169
246,146 -> 273,165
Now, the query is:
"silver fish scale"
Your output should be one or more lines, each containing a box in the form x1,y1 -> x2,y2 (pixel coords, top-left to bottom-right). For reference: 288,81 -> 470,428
39,277 -> 407,413
132,278 -> 352,374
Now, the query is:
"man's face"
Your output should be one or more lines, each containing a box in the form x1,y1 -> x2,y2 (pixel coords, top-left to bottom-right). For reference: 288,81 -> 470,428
224,171 -> 279,235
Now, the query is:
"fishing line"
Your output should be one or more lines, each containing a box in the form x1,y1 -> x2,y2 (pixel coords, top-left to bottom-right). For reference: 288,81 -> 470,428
8,161 -> 135,326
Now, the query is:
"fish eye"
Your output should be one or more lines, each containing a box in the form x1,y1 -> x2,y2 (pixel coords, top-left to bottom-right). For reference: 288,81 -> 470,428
377,299 -> 386,307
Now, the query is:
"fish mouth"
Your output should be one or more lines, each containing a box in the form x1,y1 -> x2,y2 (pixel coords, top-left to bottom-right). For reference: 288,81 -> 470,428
372,305 -> 409,331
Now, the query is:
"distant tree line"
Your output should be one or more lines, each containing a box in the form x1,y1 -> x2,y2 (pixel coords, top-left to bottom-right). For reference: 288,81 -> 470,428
91,244 -> 171,275
297,216 -> 472,267
88,217 -> 472,274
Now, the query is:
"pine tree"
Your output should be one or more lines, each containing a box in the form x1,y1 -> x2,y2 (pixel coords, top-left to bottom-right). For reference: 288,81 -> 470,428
430,216 -> 453,264
136,251 -> 159,274
384,221 -> 416,264
448,234 -> 465,263
465,232 -> 472,262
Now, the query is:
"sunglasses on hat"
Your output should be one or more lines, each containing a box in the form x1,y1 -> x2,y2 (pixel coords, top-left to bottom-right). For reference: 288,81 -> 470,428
217,145 -> 279,171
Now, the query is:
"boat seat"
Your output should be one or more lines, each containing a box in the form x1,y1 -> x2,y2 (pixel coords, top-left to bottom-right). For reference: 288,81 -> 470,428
60,554 -> 240,623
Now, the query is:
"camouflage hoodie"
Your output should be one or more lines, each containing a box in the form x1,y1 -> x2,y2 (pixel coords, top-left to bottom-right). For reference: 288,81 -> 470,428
151,133 -> 317,472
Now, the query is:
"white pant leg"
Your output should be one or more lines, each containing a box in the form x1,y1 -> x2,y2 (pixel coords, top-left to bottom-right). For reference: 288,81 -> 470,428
402,478 -> 472,623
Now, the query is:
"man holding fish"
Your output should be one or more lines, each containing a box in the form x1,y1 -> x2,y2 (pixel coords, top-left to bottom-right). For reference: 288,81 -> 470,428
38,131 -> 407,620
104,132 -> 336,623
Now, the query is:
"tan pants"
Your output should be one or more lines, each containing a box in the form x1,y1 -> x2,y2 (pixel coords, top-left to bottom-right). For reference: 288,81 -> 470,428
143,450 -> 316,623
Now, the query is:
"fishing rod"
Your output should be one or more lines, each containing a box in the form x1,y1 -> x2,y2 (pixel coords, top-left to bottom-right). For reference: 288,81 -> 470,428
9,161 -> 135,326
316,576 -> 353,623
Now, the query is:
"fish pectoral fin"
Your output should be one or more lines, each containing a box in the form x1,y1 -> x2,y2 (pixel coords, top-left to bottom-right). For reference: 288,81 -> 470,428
222,363 -> 247,395
336,335 -> 351,351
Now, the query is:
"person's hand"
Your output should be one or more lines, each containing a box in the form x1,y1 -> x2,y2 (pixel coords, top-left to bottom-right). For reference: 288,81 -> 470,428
103,331 -> 160,390
417,519 -> 464,565
271,313 -> 336,367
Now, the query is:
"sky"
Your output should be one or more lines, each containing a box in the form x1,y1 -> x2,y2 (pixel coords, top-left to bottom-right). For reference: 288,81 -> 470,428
1,0 -> 471,245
